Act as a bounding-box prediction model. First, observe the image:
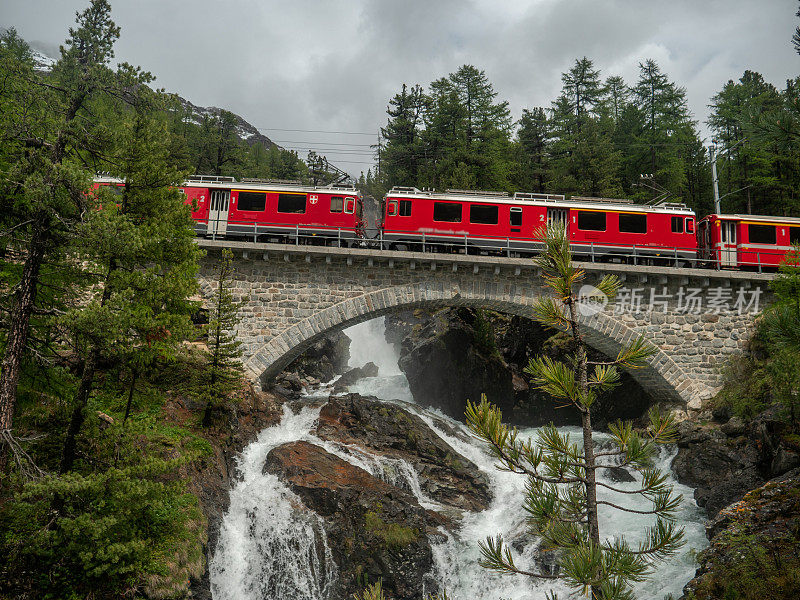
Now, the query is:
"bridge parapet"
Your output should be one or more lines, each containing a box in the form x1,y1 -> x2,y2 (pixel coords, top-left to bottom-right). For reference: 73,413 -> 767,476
196,239 -> 775,410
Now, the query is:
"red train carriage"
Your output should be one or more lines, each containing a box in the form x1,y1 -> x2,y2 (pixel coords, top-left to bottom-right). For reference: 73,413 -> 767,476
94,175 -> 366,245
381,187 -> 697,263
182,176 -> 365,244
697,213 -> 800,269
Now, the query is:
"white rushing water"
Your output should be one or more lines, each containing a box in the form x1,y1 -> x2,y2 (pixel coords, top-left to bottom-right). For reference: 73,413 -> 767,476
211,316 -> 708,600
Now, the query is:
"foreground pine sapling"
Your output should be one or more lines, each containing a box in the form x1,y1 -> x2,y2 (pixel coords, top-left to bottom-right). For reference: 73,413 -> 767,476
201,248 -> 244,426
466,224 -> 685,600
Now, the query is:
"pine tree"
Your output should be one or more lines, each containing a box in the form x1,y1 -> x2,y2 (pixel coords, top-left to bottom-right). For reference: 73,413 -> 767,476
380,83 -> 426,189
547,58 -> 623,197
466,224 -> 685,600
559,57 -> 607,130
202,248 -> 244,427
0,0 -> 121,471
708,71 -> 781,214
59,74 -> 201,473
514,107 -> 550,193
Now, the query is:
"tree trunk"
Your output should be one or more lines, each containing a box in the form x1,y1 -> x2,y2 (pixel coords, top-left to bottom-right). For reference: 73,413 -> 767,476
0,222 -> 47,472
59,258 -> 116,473
59,346 -> 99,473
123,368 -> 138,425
567,298 -> 601,597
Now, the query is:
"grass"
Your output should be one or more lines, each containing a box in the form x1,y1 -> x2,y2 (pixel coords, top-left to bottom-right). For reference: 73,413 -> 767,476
364,511 -> 418,549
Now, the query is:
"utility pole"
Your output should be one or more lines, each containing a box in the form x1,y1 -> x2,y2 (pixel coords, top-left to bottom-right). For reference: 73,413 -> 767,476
376,133 -> 382,180
709,143 -> 721,215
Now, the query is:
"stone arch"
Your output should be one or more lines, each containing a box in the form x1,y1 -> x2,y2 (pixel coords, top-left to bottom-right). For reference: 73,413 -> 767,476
241,282 -> 697,405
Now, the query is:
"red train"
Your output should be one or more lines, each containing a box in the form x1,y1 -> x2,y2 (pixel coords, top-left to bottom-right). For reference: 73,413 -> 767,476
93,176 -> 800,270
95,175 -> 367,245
382,187 -> 697,265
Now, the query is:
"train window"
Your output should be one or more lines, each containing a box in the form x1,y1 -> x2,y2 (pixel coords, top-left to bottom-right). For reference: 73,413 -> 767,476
277,193 -> 306,213
619,213 -> 646,234
470,204 -> 498,225
686,218 -> 694,234
330,196 -> 343,213
399,200 -> 412,216
433,202 -> 462,222
345,198 -> 355,214
510,207 -> 522,226
749,224 -> 777,244
577,211 -> 606,231
387,201 -> 397,215
237,191 -> 266,212
791,227 -> 800,245
671,217 -> 684,234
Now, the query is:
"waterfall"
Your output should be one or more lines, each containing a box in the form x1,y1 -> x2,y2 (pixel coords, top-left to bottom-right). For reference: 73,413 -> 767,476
210,317 -> 708,600
209,406 -> 338,600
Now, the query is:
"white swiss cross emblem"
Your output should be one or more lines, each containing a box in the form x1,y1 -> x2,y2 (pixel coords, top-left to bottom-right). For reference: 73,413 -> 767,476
309,195 -> 319,205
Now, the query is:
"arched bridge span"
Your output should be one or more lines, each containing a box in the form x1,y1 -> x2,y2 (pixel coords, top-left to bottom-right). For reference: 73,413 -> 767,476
197,239 -> 775,409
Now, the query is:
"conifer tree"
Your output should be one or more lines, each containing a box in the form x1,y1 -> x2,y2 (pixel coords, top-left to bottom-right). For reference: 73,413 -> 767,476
515,107 -> 550,193
0,0 -> 121,471
202,248 -> 244,427
59,73 -> 201,473
466,224 -> 685,600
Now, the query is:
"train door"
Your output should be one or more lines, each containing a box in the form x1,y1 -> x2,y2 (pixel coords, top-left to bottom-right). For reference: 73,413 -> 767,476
547,208 -> 568,232
720,220 -> 737,267
207,189 -> 231,237
510,206 -> 522,233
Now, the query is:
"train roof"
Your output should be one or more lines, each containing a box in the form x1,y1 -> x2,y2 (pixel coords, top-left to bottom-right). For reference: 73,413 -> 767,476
94,175 -> 359,196
385,187 -> 694,215
701,213 -> 800,225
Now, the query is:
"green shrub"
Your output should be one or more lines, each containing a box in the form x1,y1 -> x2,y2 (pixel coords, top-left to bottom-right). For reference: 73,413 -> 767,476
364,511 -> 418,549
0,456 -> 206,599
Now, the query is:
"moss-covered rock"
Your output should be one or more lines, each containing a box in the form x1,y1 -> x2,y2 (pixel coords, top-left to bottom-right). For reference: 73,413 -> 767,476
680,468 -> 800,599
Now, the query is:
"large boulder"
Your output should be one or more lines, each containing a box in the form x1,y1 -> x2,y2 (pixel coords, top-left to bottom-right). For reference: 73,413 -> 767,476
265,440 -> 438,600
332,362 -> 380,392
283,330 -> 351,383
315,394 -> 491,512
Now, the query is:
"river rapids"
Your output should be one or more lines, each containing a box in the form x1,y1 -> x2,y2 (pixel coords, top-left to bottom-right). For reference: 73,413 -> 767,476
210,317 -> 708,600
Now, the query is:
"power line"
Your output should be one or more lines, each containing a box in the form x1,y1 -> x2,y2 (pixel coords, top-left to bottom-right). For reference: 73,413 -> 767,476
258,127 -> 375,136
271,139 -> 375,147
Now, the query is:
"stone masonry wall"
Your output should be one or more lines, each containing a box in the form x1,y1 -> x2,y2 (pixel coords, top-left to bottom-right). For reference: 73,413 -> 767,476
196,240 -> 775,408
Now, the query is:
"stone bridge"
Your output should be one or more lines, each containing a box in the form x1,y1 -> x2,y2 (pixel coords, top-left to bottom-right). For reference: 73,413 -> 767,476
196,239 -> 776,410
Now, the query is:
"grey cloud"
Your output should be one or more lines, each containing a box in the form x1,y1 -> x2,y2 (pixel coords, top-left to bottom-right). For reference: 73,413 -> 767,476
4,0 -> 799,174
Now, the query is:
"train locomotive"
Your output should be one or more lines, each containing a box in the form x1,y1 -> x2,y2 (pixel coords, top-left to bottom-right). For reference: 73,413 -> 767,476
93,176 -> 800,270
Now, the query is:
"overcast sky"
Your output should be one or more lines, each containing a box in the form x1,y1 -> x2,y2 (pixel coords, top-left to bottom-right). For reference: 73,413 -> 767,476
4,0 -> 799,175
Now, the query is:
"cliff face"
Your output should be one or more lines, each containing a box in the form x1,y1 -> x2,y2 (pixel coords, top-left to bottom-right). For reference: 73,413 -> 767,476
680,467 -> 800,600
385,308 -> 653,427
672,405 -> 800,519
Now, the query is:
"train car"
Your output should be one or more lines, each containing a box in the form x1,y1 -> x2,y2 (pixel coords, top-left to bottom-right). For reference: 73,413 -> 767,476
697,213 -> 800,269
182,176 -> 365,244
94,175 -> 366,245
381,187 -> 697,263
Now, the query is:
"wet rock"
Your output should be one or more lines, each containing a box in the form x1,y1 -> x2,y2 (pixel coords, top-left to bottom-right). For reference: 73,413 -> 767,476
390,308 -> 516,420
265,440 -> 437,600
680,468 -> 800,600
603,465 -> 636,483
333,362 -> 379,391
672,406 -> 800,518
385,308 -> 654,428
283,330 -> 351,382
315,394 -> 491,512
